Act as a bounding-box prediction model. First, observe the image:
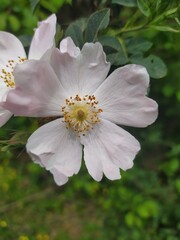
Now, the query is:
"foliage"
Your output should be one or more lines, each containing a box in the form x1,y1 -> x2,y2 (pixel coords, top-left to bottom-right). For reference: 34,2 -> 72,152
0,0 -> 180,239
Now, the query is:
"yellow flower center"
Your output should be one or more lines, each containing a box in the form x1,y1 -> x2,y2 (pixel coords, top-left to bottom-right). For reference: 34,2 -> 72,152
62,94 -> 103,136
0,56 -> 27,88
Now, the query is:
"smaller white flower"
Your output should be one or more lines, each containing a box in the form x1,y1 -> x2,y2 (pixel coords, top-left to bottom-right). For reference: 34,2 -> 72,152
0,14 -> 57,127
4,37 -> 158,185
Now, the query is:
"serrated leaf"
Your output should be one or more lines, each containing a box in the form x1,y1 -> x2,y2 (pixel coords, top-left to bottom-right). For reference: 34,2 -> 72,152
86,8 -> 110,42
130,54 -> 167,79
29,0 -> 40,12
137,0 -> 152,17
65,24 -> 83,48
112,0 -> 137,7
125,37 -> 153,54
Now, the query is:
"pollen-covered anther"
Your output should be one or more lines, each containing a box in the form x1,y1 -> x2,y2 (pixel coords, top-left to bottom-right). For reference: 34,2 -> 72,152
0,57 -> 27,88
62,94 -> 103,135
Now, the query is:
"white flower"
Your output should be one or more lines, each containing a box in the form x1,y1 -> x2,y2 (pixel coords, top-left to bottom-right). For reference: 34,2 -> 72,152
4,37 -> 158,185
0,14 -> 57,127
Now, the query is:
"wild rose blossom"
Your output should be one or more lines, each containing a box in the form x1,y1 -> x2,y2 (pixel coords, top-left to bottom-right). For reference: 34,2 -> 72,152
0,14 -> 56,127
3,37 -> 158,185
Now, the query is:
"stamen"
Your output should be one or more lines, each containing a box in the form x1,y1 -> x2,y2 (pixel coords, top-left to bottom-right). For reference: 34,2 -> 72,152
62,94 -> 103,136
0,57 -> 27,88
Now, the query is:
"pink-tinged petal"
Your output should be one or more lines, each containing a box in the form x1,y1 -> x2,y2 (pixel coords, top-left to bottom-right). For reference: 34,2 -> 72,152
0,108 -> 12,127
95,64 -> 158,127
28,14 -> 56,60
50,42 -> 110,96
80,119 -> 140,181
3,60 -> 66,117
50,168 -> 68,186
0,31 -> 26,70
60,37 -> 80,57
26,119 -> 82,185
0,87 -> 9,102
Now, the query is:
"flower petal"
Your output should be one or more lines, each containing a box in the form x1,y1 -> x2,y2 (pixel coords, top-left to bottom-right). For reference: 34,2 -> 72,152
50,168 -> 68,186
0,108 -> 12,127
80,119 -> 140,181
3,60 -> 66,117
28,14 -> 56,60
0,31 -> 26,62
59,37 -> 80,57
27,119 -> 82,185
95,64 -> 158,127
50,42 -> 110,96
0,31 -> 26,72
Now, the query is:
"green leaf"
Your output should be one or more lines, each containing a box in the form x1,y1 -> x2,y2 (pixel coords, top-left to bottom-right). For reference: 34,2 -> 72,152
29,0 -> 40,12
125,37 -> 153,54
86,8 -> 110,42
151,7 -> 180,24
65,24 -> 83,48
125,212 -> 143,227
71,18 -> 87,32
136,200 -> 159,218
18,35 -> 32,47
8,15 -> 21,32
98,36 -> 123,51
112,0 -> 137,7
40,0 -> 71,12
155,0 -> 171,14
137,0 -> 152,17
55,24 -> 63,46
150,25 -> 180,33
162,84 -> 174,97
99,36 -> 128,65
0,13 -> 7,30
175,179 -> 180,194
130,54 -> 167,79
107,51 -> 128,66
160,158 -> 180,177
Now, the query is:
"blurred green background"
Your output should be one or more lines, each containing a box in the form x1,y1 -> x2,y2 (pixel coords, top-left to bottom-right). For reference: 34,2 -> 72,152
0,0 -> 179,239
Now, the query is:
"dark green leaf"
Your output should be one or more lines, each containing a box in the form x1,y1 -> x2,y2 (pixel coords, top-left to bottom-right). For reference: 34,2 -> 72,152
65,24 -> 83,48
130,54 -> 167,78
18,35 -> 32,47
137,0 -> 152,17
98,36 -> 123,51
107,51 -> 129,66
99,36 -> 128,65
71,18 -> 87,32
155,0 -> 171,14
125,37 -> 153,54
29,0 -> 40,12
86,8 -> 110,42
112,0 -> 137,7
